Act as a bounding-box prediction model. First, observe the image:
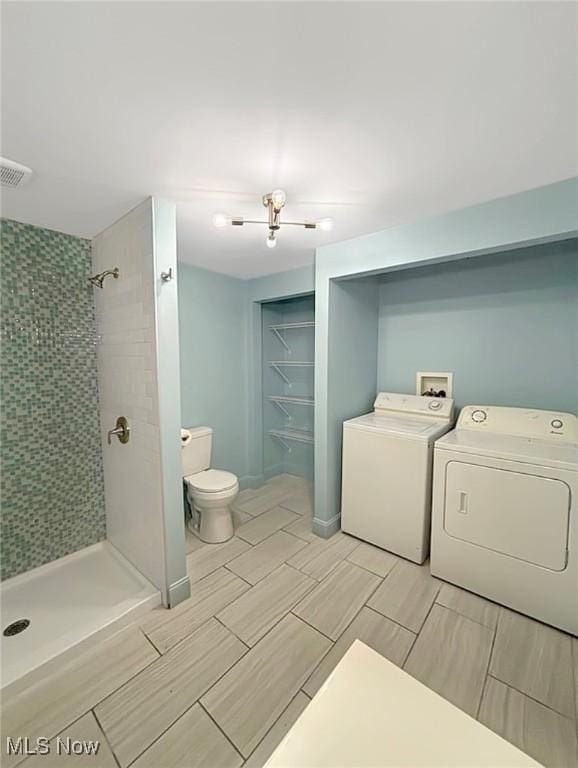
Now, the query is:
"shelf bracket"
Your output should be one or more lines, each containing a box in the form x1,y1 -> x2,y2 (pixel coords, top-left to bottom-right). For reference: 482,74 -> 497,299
271,327 -> 291,353
270,432 -> 292,451
270,362 -> 291,386
271,399 -> 291,418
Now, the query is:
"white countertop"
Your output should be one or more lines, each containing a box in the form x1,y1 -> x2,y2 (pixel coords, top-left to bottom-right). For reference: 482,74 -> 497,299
265,640 -> 541,768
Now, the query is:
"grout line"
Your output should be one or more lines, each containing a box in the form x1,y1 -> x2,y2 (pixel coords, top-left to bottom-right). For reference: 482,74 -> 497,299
121,633 -> 252,768
282,561 -> 318,583
344,558 -> 398,581
168,615 -> 251,657
475,620 -> 498,721
223,564 -> 254,586
143,576 -> 254,656
401,594 -> 440,670
236,513 -> 304,547
290,545 -> 362,583
92,632 -> 168,712
433,600 -> 499,632
363,604 -> 419,640
570,638 -> 578,736
289,609 -> 336,643
214,614 -> 251,649
239,688 -> 311,764
352,553 -> 402,584
139,625 -> 164,656
294,570 -> 386,645
101,616 -> 247,721
486,673 -> 578,721
91,708 -> 122,768
487,606 -> 505,678
188,539 -> 256,582
122,702 -> 194,766
215,569 -> 321,649
198,701 -> 245,761
415,581 -> 443,633
476,675 -> 492,725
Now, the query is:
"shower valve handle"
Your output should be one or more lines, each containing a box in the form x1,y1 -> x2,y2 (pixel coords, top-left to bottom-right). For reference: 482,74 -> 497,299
108,416 -> 130,445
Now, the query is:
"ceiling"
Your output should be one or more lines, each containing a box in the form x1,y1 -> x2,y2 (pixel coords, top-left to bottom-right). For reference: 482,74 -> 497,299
2,2 -> 576,279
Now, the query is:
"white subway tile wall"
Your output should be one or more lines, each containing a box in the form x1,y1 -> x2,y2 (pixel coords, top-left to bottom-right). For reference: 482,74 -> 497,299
92,203 -> 166,590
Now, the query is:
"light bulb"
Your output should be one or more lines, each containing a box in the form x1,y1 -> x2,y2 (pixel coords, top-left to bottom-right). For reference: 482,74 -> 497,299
318,217 -> 334,232
266,233 -> 277,249
271,189 -> 286,209
212,213 -> 229,228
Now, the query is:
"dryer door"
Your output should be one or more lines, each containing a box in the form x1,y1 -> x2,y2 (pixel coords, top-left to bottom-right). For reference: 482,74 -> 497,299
444,462 -> 570,571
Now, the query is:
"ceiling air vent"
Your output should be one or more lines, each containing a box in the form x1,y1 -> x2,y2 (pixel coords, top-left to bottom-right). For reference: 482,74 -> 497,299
0,157 -> 33,188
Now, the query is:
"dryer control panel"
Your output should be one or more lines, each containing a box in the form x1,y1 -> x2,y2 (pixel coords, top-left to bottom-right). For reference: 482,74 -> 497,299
457,405 -> 578,441
374,392 -> 454,422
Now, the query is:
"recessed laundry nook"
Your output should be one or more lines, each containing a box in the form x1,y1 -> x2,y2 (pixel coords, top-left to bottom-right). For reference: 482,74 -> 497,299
1,3 -> 577,767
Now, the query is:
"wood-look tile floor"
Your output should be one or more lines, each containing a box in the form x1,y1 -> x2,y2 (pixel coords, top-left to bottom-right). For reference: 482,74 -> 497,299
3,473 -> 577,768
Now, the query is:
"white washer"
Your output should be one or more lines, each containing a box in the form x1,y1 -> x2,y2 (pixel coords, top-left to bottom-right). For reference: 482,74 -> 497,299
341,392 -> 454,563
431,405 -> 578,635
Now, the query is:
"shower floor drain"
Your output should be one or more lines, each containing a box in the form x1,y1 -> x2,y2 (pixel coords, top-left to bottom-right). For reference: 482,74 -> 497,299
3,619 -> 30,637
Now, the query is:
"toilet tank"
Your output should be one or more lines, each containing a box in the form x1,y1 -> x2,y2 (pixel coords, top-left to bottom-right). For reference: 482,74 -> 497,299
182,426 -> 213,476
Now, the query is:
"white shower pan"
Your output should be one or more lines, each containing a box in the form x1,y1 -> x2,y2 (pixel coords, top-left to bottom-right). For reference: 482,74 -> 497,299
1,541 -> 160,690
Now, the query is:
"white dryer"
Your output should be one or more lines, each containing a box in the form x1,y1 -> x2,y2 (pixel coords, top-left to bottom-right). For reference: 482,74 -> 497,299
431,405 -> 578,635
341,392 -> 454,563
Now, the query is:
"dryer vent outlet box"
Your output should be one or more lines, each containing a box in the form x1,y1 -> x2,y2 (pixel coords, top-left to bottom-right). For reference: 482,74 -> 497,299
0,158 -> 33,188
416,371 -> 453,398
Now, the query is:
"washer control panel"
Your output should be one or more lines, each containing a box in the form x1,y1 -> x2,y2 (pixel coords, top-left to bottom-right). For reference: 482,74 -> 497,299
374,392 -> 454,421
457,405 -> 578,441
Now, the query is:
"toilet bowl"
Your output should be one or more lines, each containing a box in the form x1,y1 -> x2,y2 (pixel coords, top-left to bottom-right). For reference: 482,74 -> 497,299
181,426 -> 238,544
184,469 -> 239,543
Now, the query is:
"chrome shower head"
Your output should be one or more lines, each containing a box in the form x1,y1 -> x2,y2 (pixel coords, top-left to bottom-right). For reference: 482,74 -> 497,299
89,267 -> 119,288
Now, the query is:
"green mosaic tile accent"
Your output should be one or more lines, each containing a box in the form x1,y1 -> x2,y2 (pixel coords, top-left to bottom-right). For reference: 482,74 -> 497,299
0,219 -> 105,580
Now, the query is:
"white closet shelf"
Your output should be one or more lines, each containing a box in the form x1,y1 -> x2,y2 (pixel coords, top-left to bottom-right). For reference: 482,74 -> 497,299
269,395 -> 314,406
269,361 -> 314,366
269,360 -> 314,385
269,321 -> 315,352
269,428 -> 314,447
268,395 -> 314,417
269,321 -> 315,330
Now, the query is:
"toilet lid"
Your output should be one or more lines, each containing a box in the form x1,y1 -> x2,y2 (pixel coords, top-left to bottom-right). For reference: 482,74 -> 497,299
185,469 -> 238,493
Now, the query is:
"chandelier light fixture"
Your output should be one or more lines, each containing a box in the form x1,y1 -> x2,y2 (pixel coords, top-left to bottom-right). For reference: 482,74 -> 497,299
212,189 -> 333,248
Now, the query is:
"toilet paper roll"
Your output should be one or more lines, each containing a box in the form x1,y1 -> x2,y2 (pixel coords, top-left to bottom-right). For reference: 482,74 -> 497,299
181,428 -> 192,448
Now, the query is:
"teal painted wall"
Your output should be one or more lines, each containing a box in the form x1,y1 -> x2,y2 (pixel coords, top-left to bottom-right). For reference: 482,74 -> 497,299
178,264 -> 249,480
178,263 -> 315,488
0,219 -> 105,579
313,238 -> 577,535
247,266 -> 315,304
377,241 -> 578,413
315,278 -> 379,536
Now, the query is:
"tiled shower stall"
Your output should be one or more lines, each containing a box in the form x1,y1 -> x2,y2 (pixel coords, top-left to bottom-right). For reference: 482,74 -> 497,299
0,200 -> 187,689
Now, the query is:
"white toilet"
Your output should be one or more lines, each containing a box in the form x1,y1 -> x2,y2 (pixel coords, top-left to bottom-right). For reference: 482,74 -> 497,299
182,426 -> 239,543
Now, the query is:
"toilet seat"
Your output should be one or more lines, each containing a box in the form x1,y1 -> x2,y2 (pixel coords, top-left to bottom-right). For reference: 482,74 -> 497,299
185,469 -> 238,494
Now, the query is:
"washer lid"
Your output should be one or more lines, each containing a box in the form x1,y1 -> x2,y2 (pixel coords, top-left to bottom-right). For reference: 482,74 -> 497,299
185,469 -> 238,492
344,413 -> 450,441
435,429 -> 578,471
